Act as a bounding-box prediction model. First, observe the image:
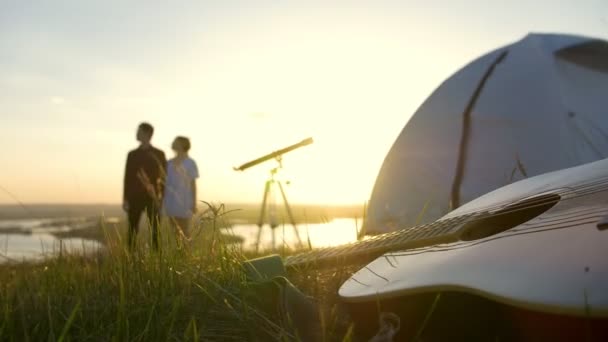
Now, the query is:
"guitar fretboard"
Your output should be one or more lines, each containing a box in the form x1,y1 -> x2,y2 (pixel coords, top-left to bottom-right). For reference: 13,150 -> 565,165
285,213 -> 474,268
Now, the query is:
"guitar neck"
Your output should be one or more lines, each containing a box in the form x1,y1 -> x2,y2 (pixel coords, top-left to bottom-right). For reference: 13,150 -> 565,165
285,213 -> 474,268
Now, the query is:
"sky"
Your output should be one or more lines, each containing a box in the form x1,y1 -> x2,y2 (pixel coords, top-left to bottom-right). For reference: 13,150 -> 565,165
0,0 -> 606,205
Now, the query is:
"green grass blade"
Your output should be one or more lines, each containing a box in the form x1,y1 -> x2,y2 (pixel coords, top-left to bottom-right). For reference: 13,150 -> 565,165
57,300 -> 81,342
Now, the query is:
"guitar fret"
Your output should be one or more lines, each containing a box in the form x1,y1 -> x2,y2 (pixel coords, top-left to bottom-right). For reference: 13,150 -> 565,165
285,213 -> 474,268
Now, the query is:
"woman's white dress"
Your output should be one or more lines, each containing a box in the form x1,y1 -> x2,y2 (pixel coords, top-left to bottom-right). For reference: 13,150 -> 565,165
162,157 -> 199,219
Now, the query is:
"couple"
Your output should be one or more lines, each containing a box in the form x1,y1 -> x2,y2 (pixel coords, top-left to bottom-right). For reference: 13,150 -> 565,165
123,122 -> 199,250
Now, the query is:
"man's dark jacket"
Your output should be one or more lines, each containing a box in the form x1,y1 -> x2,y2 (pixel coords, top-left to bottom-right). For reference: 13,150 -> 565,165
123,146 -> 167,203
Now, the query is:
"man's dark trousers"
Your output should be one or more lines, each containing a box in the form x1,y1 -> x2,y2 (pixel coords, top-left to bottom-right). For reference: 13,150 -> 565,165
128,197 -> 160,250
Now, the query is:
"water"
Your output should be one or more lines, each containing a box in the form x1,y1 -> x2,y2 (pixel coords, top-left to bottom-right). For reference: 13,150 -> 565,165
0,218 -> 103,263
224,218 -> 360,251
0,216 -> 359,261
0,234 -> 102,263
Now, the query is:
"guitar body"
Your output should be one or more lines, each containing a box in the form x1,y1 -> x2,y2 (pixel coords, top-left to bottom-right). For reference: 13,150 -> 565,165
338,158 -> 608,340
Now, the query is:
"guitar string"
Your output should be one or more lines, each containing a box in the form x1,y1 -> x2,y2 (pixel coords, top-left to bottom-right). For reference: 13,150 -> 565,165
387,216 -> 604,258
341,174 -> 608,285
358,174 -> 608,246
450,172 -> 608,214
354,186 -> 607,257
508,208 -> 606,230
441,183 -> 608,228
344,204 -> 605,276
359,174 -> 608,244
290,192 -> 608,266
347,218 -> 605,287
287,173 -> 608,265
348,186 -> 608,280
441,176 -> 608,217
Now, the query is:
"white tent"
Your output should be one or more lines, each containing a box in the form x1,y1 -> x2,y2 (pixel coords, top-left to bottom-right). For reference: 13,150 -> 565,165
365,33 -> 608,235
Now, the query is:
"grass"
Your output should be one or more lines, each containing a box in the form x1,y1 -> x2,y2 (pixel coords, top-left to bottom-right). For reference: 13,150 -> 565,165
0,204 -> 356,341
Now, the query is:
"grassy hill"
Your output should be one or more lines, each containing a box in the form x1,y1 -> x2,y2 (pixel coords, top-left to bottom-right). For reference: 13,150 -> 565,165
0,207 -> 356,341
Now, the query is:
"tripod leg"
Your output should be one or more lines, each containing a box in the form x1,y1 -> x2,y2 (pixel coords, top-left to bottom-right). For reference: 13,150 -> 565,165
255,180 -> 272,252
277,181 -> 303,247
271,226 -> 276,252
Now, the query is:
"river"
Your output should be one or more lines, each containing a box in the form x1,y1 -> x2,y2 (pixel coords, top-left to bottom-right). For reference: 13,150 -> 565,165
0,217 -> 361,262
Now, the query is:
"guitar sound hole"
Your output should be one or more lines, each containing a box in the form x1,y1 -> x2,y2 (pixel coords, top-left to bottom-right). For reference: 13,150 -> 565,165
460,194 -> 561,241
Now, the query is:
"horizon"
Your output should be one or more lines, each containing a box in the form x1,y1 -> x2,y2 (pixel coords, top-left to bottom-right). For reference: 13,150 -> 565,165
0,202 -> 364,207
0,201 -> 365,221
1,1 -> 607,206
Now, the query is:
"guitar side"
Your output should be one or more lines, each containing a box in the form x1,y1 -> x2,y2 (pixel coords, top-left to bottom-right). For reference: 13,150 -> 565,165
339,158 -> 608,318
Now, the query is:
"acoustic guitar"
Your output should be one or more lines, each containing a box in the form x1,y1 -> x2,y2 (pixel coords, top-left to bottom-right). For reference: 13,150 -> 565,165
286,158 -> 608,340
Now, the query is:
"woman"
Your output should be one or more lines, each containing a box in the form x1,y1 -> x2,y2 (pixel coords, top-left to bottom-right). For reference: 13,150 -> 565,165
163,136 -> 199,246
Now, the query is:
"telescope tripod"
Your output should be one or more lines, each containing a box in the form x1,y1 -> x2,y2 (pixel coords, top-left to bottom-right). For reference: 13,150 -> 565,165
255,159 -> 303,252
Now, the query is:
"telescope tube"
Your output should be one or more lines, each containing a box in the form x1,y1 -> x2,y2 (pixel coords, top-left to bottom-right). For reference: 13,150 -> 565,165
234,137 -> 313,171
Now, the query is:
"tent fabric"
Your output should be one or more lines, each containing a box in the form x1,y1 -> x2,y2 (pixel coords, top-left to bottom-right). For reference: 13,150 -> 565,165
365,33 -> 608,235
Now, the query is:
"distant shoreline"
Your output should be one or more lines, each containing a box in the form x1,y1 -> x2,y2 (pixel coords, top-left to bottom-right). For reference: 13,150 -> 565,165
0,203 -> 365,223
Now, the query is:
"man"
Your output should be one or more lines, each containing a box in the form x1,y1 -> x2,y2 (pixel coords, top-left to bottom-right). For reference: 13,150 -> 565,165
123,122 -> 167,250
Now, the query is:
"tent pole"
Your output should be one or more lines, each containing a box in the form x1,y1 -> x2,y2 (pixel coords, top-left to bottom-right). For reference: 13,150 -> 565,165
450,50 -> 509,210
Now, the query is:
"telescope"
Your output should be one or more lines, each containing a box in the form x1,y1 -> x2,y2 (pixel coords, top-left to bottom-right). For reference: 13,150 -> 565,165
233,137 -> 313,171
233,137 -> 313,252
